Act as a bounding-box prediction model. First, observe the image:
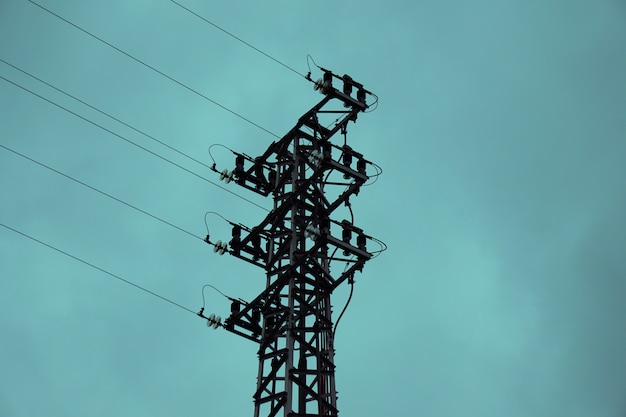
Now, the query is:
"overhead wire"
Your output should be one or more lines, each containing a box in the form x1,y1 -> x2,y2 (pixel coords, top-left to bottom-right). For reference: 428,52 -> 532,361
0,74 -> 269,212
168,0 -> 307,80
332,262 -> 356,341
0,58 -> 271,212
306,54 -> 321,75
207,143 -> 235,170
0,221 -> 196,315
0,57 -> 213,171
26,0 -> 280,139
200,284 -> 231,310
346,201 -> 355,224
364,92 -> 379,113
204,211 -> 234,237
369,236 -> 388,258
0,143 -> 204,242
363,162 -> 383,186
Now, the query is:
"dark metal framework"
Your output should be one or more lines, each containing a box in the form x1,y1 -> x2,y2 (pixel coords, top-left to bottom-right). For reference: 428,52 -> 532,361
202,70 -> 378,417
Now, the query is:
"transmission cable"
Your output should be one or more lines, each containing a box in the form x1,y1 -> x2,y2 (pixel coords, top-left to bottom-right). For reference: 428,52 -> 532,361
200,284 -> 231,310
169,0 -> 307,79
0,221 -> 196,315
0,143 -> 203,242
0,74 -> 269,212
306,54 -> 322,76
0,57 -> 213,171
333,277 -> 355,341
203,211 -> 233,237
26,0 -> 280,139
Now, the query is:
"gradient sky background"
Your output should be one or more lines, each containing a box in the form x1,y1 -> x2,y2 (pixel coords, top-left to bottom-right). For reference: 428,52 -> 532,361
1,1 -> 625,416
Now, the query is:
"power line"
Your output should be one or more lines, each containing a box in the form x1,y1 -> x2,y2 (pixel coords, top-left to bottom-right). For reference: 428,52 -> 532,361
168,0 -> 306,79
0,221 -> 196,315
0,74 -> 270,212
26,0 -> 280,139
333,279 -> 355,341
0,143 -> 204,242
0,57 -> 213,171
201,284 -> 231,310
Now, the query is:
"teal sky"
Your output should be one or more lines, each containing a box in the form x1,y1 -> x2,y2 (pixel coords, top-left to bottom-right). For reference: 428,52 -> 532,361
1,1 -> 625,416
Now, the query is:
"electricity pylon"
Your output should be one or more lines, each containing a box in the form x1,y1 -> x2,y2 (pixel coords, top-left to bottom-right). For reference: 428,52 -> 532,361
201,69 -> 379,417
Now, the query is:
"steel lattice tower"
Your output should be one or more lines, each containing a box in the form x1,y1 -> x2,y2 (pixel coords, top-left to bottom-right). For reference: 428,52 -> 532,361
200,69 -> 378,417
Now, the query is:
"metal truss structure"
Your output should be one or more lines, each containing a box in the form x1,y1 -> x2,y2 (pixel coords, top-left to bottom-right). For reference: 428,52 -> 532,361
200,69 -> 379,417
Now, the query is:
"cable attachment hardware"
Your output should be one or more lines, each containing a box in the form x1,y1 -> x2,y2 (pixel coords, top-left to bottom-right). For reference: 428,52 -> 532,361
219,168 -> 235,184
197,308 -> 222,329
206,313 -> 222,329
213,240 -> 229,255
